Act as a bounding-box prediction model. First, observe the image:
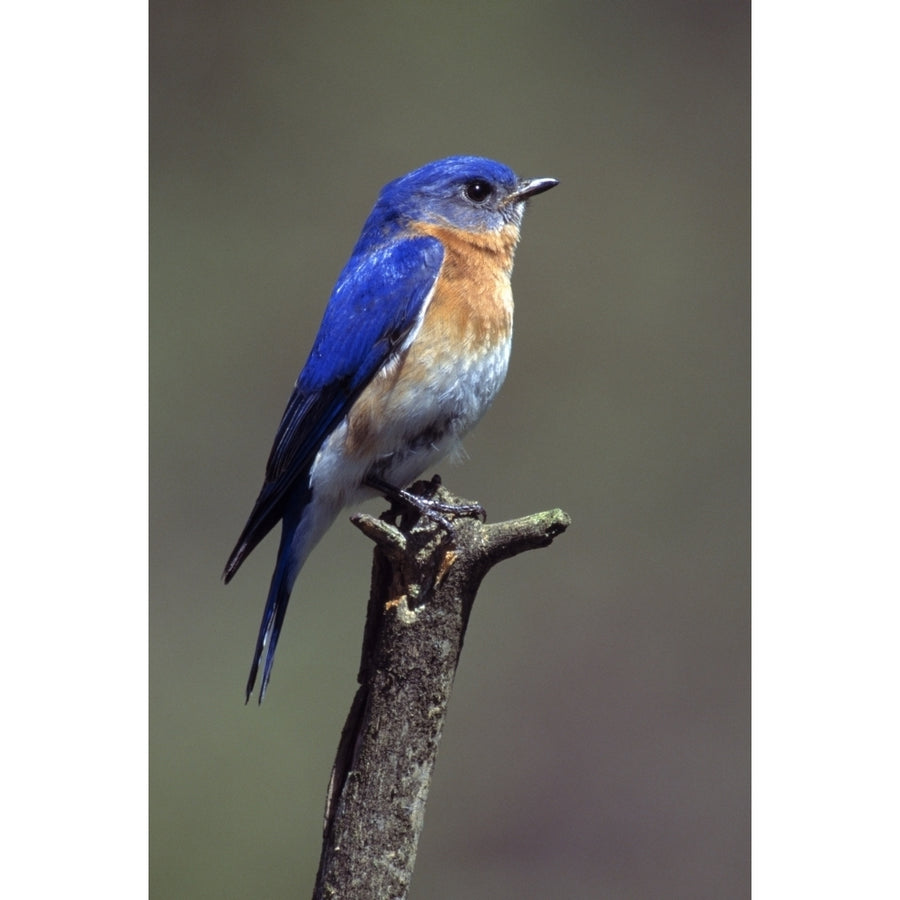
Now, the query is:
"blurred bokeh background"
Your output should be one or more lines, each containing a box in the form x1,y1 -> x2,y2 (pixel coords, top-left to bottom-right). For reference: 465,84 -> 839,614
150,1 -> 748,897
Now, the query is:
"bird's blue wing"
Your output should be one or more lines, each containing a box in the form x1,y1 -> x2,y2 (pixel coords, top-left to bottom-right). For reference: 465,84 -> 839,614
224,234 -> 444,581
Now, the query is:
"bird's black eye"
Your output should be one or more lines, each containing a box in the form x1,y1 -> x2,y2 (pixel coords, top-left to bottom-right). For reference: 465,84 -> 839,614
464,179 -> 493,203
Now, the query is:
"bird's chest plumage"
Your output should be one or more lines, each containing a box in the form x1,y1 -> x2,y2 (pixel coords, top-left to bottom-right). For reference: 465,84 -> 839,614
341,225 -> 516,479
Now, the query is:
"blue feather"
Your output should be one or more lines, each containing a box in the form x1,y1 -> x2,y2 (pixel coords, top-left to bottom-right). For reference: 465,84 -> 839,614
224,235 -> 443,583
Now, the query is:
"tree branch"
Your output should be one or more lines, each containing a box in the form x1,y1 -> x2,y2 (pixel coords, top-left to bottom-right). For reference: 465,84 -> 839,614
312,478 -> 571,900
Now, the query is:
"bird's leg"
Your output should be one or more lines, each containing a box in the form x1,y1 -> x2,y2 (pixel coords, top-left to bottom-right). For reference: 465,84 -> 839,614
364,473 -> 485,532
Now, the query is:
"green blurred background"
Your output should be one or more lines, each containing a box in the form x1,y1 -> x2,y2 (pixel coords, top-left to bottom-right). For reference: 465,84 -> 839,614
150,1 -> 749,897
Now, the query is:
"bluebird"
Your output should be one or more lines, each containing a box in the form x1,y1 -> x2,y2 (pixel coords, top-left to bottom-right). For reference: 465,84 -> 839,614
225,155 -> 557,702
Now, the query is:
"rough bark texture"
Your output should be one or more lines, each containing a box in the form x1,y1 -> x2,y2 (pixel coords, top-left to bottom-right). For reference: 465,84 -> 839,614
312,478 -> 571,900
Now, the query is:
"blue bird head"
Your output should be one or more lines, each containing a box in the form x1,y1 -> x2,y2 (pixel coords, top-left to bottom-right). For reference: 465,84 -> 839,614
359,156 -> 558,245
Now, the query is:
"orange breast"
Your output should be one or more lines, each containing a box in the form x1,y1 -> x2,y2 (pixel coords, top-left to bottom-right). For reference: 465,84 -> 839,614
411,221 -> 518,351
342,222 -> 519,461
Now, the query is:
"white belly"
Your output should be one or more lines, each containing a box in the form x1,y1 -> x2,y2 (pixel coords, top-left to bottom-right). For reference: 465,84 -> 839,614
308,335 -> 511,508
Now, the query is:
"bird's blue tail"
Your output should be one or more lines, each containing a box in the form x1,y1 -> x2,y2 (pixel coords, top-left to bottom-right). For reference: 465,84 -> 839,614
245,541 -> 296,703
243,487 -> 340,703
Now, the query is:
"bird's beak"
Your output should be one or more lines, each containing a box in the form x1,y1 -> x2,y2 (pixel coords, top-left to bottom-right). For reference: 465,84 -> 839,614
506,177 -> 559,204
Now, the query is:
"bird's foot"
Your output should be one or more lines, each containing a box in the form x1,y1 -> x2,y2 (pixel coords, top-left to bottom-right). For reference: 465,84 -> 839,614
364,473 -> 486,533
